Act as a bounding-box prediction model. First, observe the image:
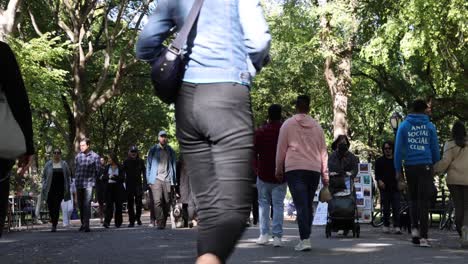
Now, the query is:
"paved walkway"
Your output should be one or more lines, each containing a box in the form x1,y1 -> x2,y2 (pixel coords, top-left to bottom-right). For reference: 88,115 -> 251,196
1,216 -> 467,263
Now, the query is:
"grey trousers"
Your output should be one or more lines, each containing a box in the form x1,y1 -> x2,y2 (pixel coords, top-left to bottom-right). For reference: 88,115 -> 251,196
176,82 -> 255,262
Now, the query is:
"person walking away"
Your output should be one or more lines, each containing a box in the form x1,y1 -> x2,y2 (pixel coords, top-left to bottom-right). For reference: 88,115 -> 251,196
0,41 -> 34,238
95,156 -> 108,224
434,120 -> 468,248
123,146 -> 146,227
41,148 -> 72,232
136,1 -> 270,262
102,153 -> 125,228
394,99 -> 440,247
375,141 -> 401,234
74,138 -> 101,232
254,104 -> 286,247
146,131 -> 177,229
276,95 -> 329,251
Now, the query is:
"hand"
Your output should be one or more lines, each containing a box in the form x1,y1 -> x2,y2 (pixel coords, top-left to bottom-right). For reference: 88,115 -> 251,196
17,154 -> 33,176
275,171 -> 284,182
378,180 -> 385,190
395,171 -> 402,181
322,177 -> 329,186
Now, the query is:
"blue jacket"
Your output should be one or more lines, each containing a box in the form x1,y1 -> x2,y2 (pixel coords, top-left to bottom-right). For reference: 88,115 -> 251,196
146,144 -> 177,185
136,0 -> 271,86
394,114 -> 440,170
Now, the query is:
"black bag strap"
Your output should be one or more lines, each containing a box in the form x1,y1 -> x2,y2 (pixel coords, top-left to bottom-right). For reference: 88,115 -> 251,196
170,0 -> 204,53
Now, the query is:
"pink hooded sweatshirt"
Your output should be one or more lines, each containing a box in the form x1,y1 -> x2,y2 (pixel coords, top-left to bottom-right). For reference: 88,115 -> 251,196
275,114 -> 329,180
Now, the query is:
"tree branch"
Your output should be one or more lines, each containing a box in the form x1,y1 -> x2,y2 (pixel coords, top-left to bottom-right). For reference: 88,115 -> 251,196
28,9 -> 43,36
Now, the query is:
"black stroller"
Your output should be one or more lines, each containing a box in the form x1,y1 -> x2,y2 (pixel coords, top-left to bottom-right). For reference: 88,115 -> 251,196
325,172 -> 360,238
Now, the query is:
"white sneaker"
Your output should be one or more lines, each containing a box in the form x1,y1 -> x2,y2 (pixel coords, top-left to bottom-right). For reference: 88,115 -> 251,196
256,234 -> 270,245
411,228 -> 419,238
394,227 -> 402,234
294,239 -> 311,251
419,238 -> 431,248
148,222 -> 155,228
273,237 -> 282,247
382,226 -> 390,233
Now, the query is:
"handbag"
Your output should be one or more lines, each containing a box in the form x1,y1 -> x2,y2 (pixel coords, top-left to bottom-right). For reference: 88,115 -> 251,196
0,84 -> 27,159
150,0 -> 204,104
319,186 -> 332,202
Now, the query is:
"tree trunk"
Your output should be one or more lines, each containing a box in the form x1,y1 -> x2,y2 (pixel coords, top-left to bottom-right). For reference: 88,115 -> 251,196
320,0 -> 357,139
0,0 -> 22,41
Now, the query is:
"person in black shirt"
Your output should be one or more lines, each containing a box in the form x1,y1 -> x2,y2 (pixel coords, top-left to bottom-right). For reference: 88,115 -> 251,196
123,146 -> 146,227
375,141 -> 401,234
102,153 -> 125,228
95,156 -> 108,224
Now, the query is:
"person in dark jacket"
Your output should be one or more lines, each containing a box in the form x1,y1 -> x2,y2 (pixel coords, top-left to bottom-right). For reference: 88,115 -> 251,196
123,146 -> 146,227
41,148 -> 72,232
102,153 -> 125,228
328,135 -> 359,194
95,156 -> 108,224
254,104 -> 286,247
375,141 -> 401,234
0,41 -> 35,238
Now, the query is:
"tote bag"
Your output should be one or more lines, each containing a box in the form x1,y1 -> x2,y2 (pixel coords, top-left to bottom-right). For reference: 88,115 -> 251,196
0,84 -> 26,159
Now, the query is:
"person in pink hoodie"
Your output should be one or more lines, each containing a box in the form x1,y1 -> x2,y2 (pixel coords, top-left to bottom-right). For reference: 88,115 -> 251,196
275,95 -> 329,251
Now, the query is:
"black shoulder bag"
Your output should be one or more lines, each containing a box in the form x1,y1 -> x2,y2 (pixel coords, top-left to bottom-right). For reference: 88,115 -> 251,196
151,0 -> 204,104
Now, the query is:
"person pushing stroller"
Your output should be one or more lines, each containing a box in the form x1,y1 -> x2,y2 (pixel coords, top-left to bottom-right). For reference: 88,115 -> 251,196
326,135 -> 360,237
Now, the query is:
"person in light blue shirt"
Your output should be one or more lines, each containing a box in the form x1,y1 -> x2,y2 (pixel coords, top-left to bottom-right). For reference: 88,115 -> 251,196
394,99 -> 440,247
136,1 -> 270,263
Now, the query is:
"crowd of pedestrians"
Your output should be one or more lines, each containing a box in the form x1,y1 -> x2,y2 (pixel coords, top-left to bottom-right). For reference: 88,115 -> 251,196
1,1 -> 467,264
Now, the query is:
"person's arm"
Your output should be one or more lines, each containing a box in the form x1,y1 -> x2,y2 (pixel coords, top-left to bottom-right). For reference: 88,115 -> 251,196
146,149 -> 153,185
238,0 -> 271,72
430,123 -> 441,164
350,154 -> 359,178
434,142 -> 452,174
95,154 -> 102,180
253,129 -> 261,176
135,0 -> 175,62
0,42 -> 35,156
41,162 -> 49,188
275,121 -> 289,179
171,149 -> 177,186
319,128 -> 329,185
394,123 -> 406,173
141,159 -> 147,187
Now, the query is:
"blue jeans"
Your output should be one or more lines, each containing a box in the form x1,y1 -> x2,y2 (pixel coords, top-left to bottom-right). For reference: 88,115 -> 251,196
257,178 -> 287,238
286,170 -> 320,240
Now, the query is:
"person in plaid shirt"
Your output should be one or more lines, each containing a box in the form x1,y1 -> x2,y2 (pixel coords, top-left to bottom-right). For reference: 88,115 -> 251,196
74,138 -> 101,232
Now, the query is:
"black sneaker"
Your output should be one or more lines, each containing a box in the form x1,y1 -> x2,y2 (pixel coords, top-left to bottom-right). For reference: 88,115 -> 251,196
103,223 -> 109,228
412,237 -> 420,245
51,226 -> 57,232
128,223 -> 135,228
84,227 -> 91,232
79,225 -> 85,232
137,220 -> 142,226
